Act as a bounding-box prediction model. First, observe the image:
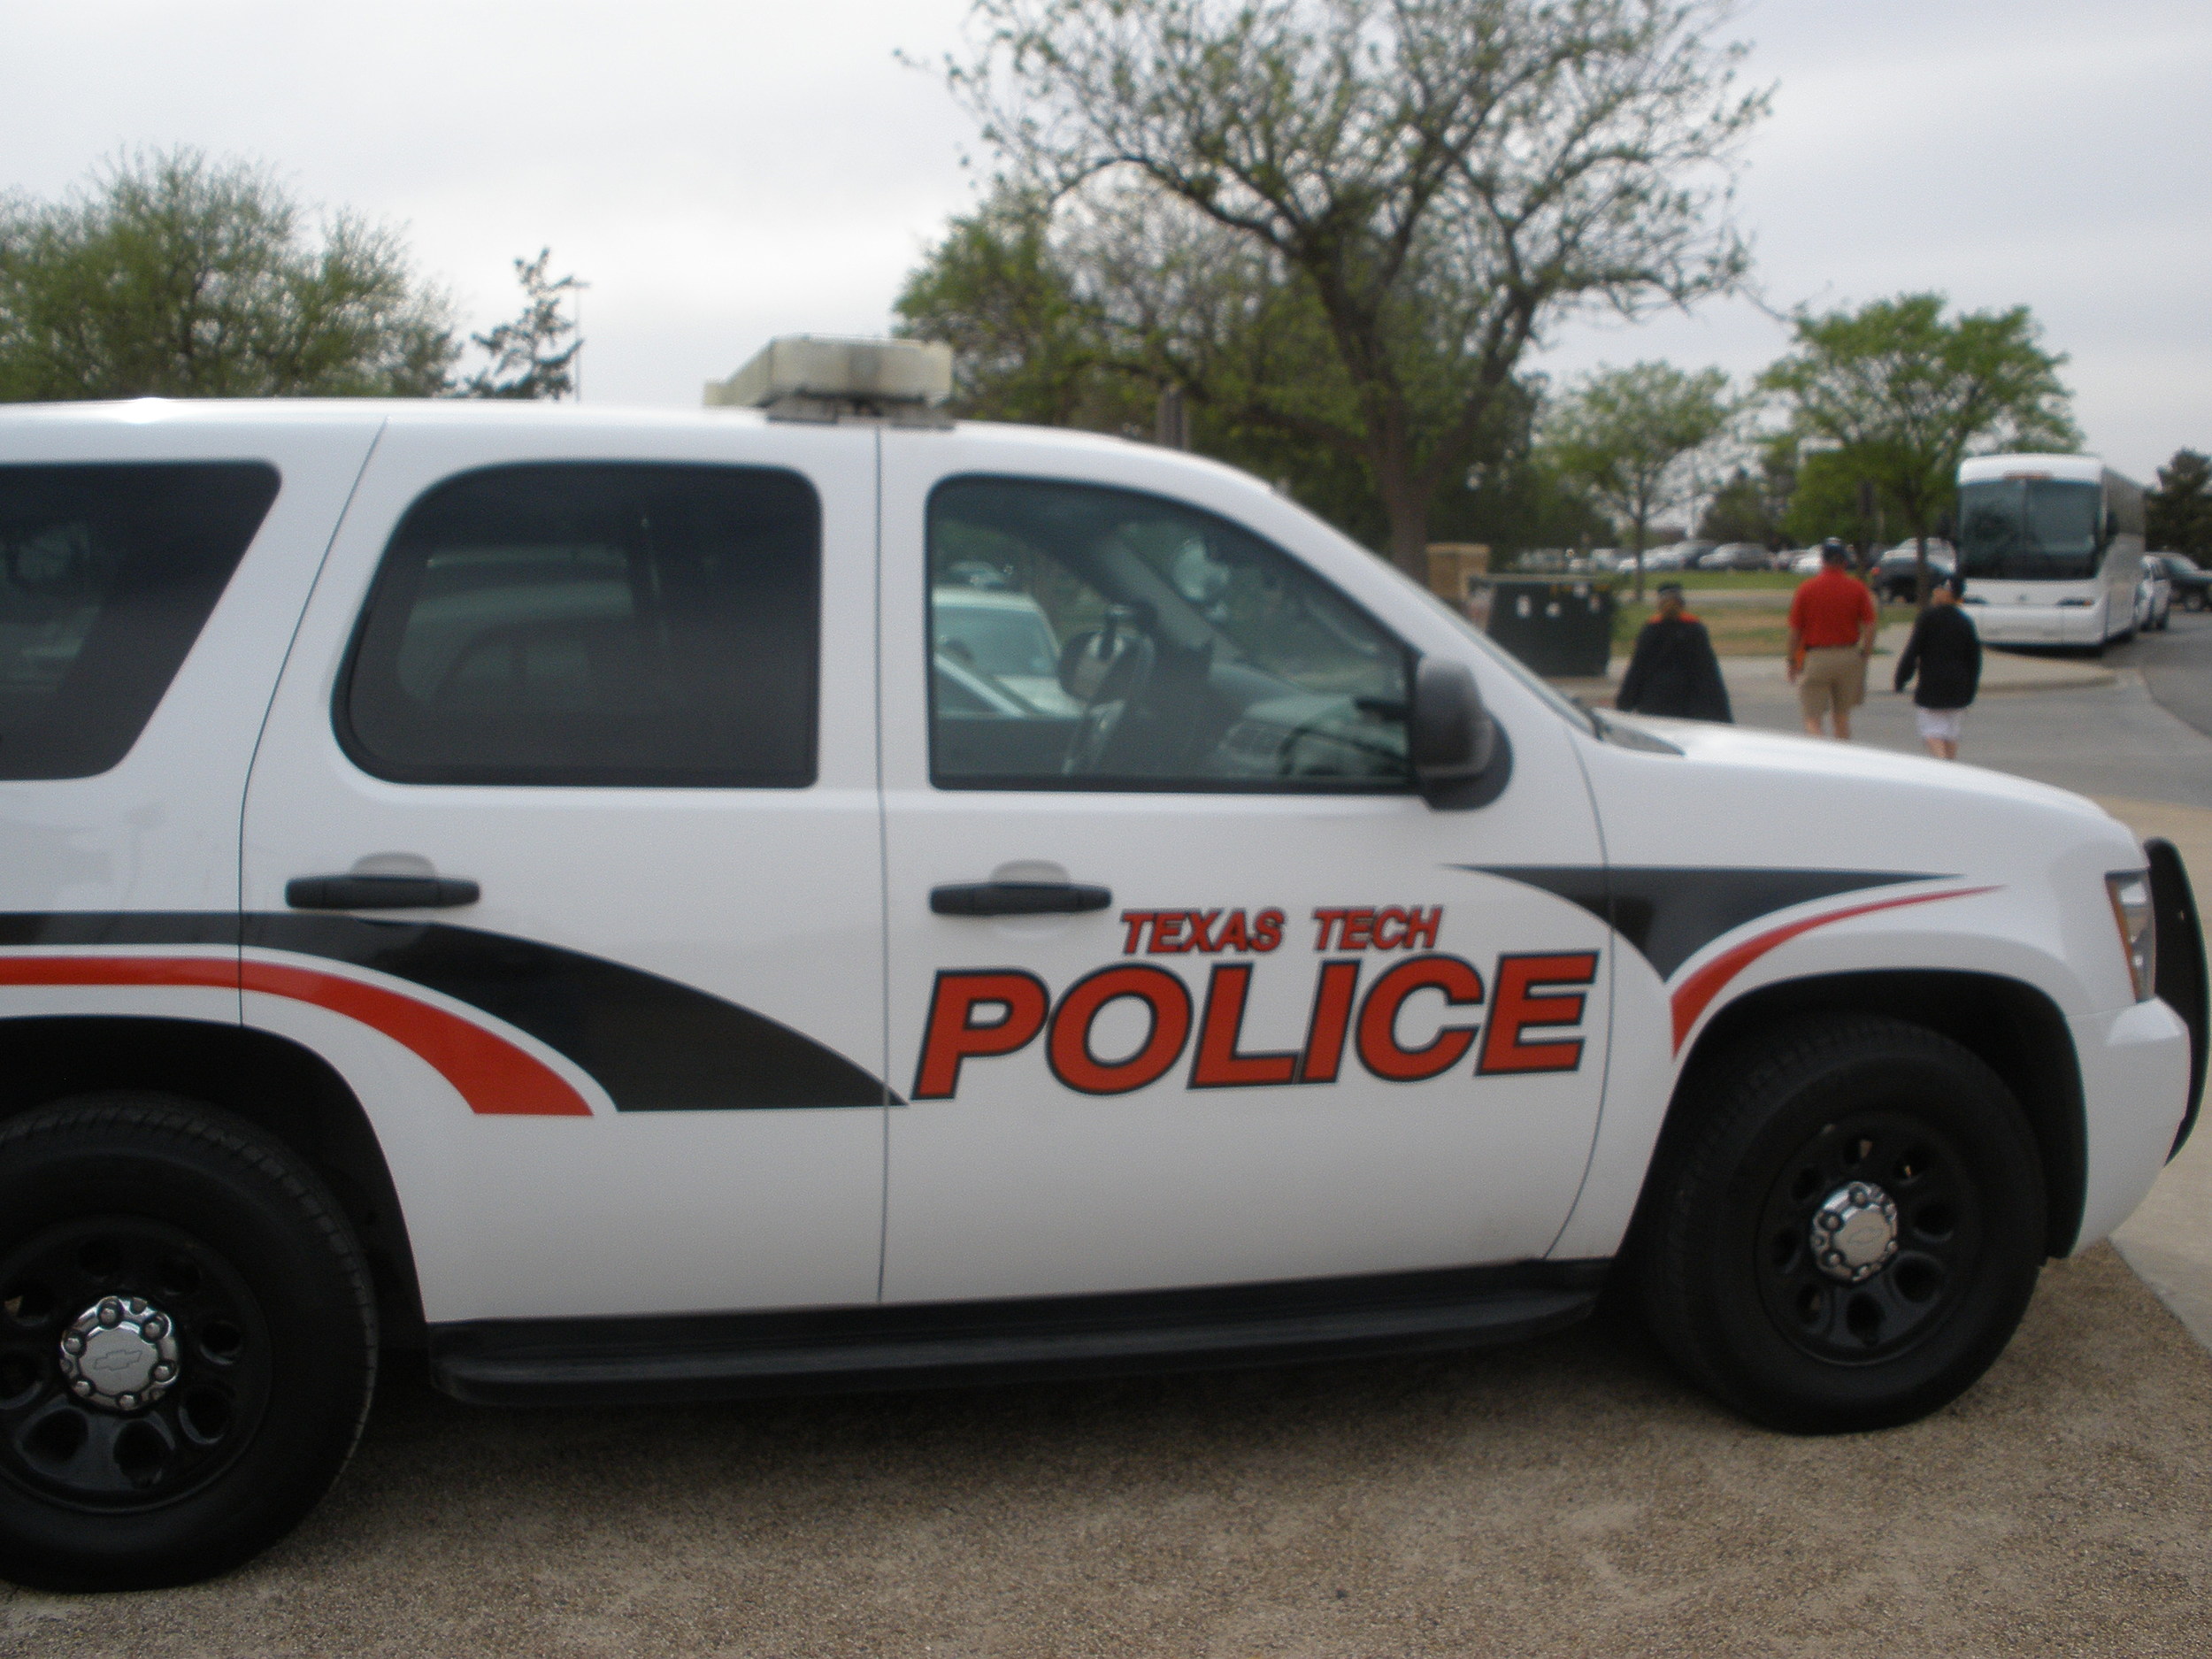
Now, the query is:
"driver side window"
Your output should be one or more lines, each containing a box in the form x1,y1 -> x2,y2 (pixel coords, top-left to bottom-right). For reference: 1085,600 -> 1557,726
927,476 -> 1411,792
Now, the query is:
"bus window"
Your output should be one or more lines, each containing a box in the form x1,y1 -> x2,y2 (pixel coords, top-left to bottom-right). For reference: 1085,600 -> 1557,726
1959,478 -> 2102,580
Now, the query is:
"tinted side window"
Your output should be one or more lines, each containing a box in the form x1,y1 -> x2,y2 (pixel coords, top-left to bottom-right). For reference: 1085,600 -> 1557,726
342,463 -> 819,787
0,462 -> 279,780
929,476 -> 1411,792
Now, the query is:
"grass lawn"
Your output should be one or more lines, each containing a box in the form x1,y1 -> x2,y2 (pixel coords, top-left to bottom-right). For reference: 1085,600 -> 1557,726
1613,600 -> 1790,656
1611,596 -> 1898,658
1610,568 -> 1801,592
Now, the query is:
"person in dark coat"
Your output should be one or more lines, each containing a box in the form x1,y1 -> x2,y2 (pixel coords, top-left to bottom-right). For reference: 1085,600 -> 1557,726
1616,582 -> 1732,722
1893,572 -> 1982,759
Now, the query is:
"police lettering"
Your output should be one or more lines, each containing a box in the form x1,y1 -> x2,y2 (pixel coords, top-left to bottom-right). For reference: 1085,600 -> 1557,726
912,949 -> 1596,1101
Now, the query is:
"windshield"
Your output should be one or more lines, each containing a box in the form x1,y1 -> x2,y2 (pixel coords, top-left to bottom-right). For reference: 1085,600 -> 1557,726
1959,479 -> 2103,580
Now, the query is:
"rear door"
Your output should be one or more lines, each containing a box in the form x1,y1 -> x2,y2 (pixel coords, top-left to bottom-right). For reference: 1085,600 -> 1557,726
241,415 -> 889,1325
0,411 -> 378,1033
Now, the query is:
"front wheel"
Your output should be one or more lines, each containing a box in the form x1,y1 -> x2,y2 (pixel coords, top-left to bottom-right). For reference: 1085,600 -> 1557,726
0,1095 -> 378,1591
1637,1016 -> 2045,1433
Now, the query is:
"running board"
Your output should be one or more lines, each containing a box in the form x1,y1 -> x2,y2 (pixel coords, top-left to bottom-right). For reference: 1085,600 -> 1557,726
427,1260 -> 1609,1406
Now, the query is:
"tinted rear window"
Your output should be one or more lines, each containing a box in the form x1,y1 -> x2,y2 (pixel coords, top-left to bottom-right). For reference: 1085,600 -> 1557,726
339,463 -> 821,787
0,462 -> 279,780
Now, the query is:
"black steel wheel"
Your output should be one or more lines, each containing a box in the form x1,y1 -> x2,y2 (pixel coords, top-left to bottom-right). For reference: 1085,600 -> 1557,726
1637,1016 -> 2045,1433
0,1095 -> 377,1591
1753,1110 -> 1982,1365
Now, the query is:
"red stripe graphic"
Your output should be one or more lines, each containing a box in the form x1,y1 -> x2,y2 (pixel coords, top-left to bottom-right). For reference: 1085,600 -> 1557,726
1669,887 -> 2001,1052
0,955 -> 591,1118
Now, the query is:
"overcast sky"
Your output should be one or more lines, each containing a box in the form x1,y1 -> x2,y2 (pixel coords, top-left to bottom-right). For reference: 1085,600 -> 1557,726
9,0 -> 2210,480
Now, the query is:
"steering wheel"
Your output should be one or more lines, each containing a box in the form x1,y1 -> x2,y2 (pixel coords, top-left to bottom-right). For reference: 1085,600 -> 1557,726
1061,611 -> 1158,776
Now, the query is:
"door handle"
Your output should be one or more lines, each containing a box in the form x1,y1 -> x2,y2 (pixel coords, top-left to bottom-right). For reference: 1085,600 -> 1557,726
286,874 -> 480,910
930,881 -> 1112,917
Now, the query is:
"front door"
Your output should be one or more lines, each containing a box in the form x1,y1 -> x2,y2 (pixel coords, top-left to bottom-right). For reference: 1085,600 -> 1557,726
878,433 -> 1613,1304
242,419 -> 888,1324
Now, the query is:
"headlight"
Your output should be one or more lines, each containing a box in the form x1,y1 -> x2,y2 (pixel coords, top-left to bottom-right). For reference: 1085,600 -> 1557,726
2106,872 -> 2157,1002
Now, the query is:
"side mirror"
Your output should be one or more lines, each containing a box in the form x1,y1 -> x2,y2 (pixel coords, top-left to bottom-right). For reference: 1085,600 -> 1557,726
1411,657 -> 1505,809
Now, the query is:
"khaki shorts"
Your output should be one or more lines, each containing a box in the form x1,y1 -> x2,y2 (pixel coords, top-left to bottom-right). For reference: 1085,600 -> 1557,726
1797,646 -> 1867,719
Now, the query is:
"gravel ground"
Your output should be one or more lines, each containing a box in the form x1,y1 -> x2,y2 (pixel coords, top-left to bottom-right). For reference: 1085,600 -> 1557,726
4,1245 -> 2208,1658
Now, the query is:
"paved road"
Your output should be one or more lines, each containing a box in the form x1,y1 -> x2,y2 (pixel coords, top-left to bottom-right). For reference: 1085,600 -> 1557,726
1725,610 -> 2212,808
2128,609 -> 2212,741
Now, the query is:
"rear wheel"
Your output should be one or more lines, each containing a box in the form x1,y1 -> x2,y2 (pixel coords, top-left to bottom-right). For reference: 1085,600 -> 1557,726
1638,1017 -> 2045,1432
0,1095 -> 377,1591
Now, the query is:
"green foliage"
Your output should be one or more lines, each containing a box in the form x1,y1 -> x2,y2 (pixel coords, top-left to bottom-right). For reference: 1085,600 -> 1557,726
1759,293 -> 2078,569
1778,448 -> 1888,549
895,188 -> 1601,559
457,249 -> 584,401
0,150 -> 457,400
937,0 -> 1765,573
2147,449 -> 2212,559
1697,447 -> 1795,545
894,187 -> 1143,430
1544,362 -> 1735,558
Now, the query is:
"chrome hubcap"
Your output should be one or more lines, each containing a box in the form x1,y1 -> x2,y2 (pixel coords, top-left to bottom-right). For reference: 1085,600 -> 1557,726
1809,1181 -> 1901,1284
57,1295 -> 180,1413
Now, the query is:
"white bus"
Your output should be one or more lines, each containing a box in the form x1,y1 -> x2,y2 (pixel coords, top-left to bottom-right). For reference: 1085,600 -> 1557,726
1955,453 -> 2146,649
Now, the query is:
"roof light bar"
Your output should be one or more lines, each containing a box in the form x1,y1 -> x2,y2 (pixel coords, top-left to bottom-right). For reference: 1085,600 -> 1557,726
705,336 -> 954,425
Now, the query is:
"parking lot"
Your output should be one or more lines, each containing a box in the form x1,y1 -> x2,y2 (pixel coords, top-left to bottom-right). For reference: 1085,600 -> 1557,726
5,622 -> 2210,1658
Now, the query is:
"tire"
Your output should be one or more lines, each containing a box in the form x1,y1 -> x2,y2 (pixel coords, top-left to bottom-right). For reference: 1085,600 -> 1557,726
1636,1016 -> 2045,1433
0,1094 -> 378,1591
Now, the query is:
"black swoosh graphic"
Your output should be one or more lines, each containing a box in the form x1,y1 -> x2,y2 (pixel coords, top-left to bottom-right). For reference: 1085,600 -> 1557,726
1457,868 -> 1943,979
0,911 -> 893,1111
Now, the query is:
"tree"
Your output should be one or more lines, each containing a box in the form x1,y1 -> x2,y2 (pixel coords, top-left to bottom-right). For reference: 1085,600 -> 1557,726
1544,361 -> 1732,597
0,149 -> 457,400
894,185 -> 1150,431
1759,294 -> 2078,605
457,249 -> 586,401
2147,449 -> 2212,561
1698,444 -> 1795,546
937,0 -> 1763,580
1778,444 -> 1888,550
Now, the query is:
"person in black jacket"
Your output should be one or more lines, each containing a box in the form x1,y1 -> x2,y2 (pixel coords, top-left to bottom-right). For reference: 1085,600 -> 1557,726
1893,573 -> 1981,758
1616,582 -> 1732,722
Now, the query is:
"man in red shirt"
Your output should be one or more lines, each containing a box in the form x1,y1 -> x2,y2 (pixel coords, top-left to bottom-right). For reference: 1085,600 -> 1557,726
1786,538 -> 1879,740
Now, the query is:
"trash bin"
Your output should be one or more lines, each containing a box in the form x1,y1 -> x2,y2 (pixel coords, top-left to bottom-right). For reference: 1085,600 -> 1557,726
1469,577 -> 1616,678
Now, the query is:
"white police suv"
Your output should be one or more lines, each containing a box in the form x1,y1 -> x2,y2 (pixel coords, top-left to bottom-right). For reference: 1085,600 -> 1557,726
0,341 -> 2201,1590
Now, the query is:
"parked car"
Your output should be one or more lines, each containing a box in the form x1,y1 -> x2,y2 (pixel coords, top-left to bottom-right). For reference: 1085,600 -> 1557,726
2148,553 -> 2211,612
1873,541 -> 1959,603
1788,547 -> 1828,574
1698,541 -> 1772,572
0,348 -> 2199,1591
933,585 -> 1080,715
2136,562 -> 2173,633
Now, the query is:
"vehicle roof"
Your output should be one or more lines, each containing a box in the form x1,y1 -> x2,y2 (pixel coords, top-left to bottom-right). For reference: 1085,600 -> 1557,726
0,393 -> 1299,508
0,395 -> 1153,459
1957,452 -> 2105,485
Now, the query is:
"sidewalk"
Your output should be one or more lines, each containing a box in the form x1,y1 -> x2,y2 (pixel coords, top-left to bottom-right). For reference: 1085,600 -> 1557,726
1550,626 -> 2116,703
